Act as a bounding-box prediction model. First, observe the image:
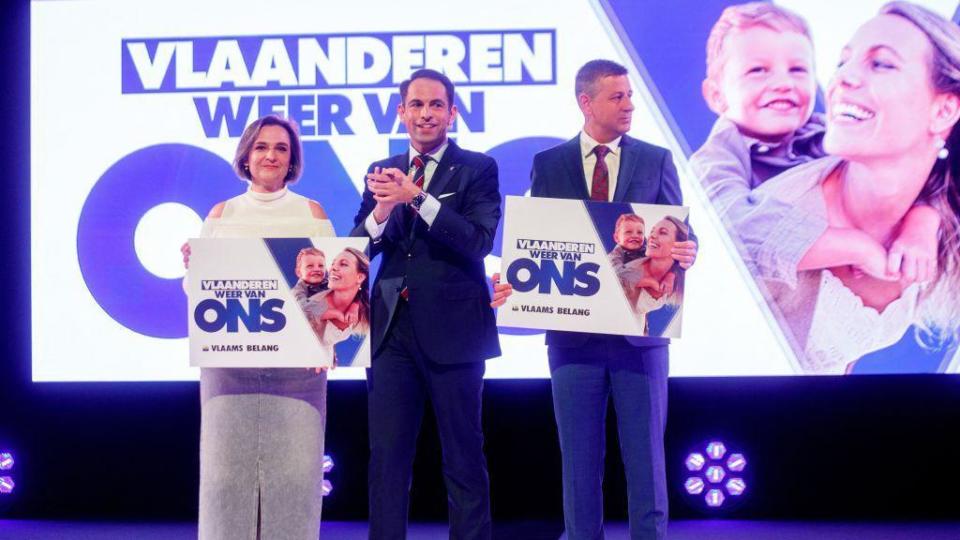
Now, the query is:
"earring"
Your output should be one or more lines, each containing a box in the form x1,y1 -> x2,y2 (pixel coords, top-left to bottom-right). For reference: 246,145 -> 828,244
243,163 -> 250,171
936,138 -> 949,160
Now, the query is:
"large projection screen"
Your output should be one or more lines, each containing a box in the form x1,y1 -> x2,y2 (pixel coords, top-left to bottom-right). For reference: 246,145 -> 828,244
31,0 -> 960,381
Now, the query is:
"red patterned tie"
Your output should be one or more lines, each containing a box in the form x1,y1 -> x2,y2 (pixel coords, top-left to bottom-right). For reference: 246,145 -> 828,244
400,154 -> 429,301
411,154 -> 427,188
590,145 -> 610,202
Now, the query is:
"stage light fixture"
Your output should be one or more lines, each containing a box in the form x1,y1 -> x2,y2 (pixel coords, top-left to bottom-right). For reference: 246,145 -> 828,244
684,452 -> 705,471
322,454 -> 334,473
706,441 -> 726,460
705,488 -> 725,507
0,453 -> 13,471
726,478 -> 746,496
321,479 -> 333,496
684,477 -> 705,495
681,439 -> 749,510
705,465 -> 725,484
0,476 -> 13,494
726,453 -> 746,472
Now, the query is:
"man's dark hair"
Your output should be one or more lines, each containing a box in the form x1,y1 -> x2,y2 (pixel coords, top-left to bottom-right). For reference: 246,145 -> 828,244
575,59 -> 628,98
399,69 -> 456,109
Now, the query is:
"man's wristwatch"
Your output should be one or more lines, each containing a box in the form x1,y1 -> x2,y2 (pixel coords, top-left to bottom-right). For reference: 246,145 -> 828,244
410,191 -> 427,212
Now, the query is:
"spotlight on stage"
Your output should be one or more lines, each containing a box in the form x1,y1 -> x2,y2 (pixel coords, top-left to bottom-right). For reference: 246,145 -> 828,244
321,454 -> 334,497
0,450 -> 13,496
682,440 -> 748,510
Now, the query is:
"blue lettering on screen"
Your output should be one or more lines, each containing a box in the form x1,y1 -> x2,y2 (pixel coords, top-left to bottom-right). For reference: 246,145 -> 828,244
121,30 -> 556,94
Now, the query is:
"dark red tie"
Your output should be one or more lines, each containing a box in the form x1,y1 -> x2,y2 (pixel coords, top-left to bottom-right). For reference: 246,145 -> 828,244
400,154 -> 429,301
590,145 -> 610,201
411,154 -> 427,189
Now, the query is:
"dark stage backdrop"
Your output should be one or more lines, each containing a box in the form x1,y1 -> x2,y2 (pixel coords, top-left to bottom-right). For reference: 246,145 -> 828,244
4,0 -> 960,526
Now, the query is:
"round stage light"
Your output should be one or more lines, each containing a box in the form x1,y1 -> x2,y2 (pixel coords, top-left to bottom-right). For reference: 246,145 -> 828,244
705,465 -> 725,484
0,476 -> 14,494
706,441 -> 726,460
684,477 -> 705,495
705,488 -> 725,507
726,478 -> 746,496
684,452 -> 705,471
0,453 -> 13,471
726,453 -> 746,472
322,454 -> 334,473
321,479 -> 333,496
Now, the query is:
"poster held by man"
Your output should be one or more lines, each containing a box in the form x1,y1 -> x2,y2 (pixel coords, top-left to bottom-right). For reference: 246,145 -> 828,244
498,195 -> 689,338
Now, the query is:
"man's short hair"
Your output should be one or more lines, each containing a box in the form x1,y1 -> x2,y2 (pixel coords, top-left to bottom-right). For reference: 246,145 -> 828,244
575,59 -> 629,98
399,69 -> 456,108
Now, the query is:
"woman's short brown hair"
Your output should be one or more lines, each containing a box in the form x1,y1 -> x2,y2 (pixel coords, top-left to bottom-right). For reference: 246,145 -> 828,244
232,115 -> 304,183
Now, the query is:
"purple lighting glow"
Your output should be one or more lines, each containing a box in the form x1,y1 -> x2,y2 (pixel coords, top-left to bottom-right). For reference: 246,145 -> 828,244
684,452 -> 705,471
0,476 -> 13,494
0,453 -> 13,471
321,479 -> 333,496
727,453 -> 746,472
706,441 -> 726,460
684,477 -> 705,495
322,454 -> 334,473
726,478 -> 746,496
705,465 -> 726,484
705,488 -> 725,507
682,440 -> 749,510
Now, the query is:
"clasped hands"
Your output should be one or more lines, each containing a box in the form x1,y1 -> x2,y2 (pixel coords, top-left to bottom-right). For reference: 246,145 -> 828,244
367,167 -> 423,221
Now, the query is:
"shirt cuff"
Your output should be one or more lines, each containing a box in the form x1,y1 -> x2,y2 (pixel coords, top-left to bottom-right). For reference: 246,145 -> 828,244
365,211 -> 388,239
415,193 -> 441,227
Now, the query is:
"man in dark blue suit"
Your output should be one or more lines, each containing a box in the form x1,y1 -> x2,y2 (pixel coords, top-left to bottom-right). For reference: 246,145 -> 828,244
530,60 -> 698,540
352,69 -> 504,540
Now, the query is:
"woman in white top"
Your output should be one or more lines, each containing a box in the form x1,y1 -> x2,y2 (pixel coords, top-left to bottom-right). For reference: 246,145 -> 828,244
752,2 -> 960,374
183,115 -> 334,539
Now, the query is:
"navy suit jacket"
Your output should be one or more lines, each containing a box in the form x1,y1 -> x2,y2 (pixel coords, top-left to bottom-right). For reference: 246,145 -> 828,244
352,140 -> 502,364
530,133 -> 689,348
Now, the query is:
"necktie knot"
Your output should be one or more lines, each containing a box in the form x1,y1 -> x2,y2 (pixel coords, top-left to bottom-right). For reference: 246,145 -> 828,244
593,145 -> 610,159
412,154 -> 428,170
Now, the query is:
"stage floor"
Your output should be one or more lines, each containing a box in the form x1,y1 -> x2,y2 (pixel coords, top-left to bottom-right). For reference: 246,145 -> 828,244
1,520 -> 958,539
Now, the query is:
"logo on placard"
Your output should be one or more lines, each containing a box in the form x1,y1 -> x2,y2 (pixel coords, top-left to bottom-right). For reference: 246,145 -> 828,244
193,279 -> 286,333
506,239 -> 601,296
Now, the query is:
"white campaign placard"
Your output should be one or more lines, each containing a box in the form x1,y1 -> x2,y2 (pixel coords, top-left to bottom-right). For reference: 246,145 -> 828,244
188,237 -> 370,368
498,196 -> 689,338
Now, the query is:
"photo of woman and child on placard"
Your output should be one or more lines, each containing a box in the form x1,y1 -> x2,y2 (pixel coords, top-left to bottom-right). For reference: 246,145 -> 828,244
691,2 -> 960,374
608,211 -> 689,337
291,246 -> 370,360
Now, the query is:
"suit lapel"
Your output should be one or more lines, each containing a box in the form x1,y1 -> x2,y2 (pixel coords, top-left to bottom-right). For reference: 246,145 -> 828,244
563,136 -> 590,199
613,136 -> 637,202
425,139 -> 461,197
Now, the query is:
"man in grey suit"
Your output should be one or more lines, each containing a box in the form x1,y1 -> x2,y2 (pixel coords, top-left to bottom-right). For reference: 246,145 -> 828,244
530,59 -> 698,540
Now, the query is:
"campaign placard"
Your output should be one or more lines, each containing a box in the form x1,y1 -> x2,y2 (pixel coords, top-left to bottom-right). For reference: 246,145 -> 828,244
497,196 -> 689,338
188,237 -> 371,368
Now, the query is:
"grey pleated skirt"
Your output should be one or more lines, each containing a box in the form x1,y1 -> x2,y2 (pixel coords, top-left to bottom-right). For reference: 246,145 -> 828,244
199,368 -> 327,540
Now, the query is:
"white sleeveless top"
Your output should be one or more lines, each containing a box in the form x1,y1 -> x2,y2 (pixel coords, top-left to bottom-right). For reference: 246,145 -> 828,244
200,186 -> 335,238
